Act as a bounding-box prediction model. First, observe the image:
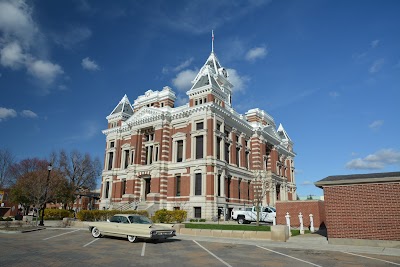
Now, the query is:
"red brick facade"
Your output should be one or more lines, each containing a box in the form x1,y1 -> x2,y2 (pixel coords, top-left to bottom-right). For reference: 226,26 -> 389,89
315,172 -> 400,242
276,200 -> 325,229
100,51 -> 297,219
323,182 -> 400,241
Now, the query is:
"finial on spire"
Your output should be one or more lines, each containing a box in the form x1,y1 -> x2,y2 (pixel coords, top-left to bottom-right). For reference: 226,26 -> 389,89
211,30 -> 214,53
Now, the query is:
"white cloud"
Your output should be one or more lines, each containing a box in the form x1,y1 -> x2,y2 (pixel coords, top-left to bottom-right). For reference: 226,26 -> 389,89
20,110 -> 38,118
53,26 -> 92,49
346,149 -> 400,170
172,69 -> 198,91
371,39 -> 380,48
0,1 -> 64,88
173,58 -> 193,72
82,57 -> 100,71
159,0 -> 271,34
227,68 -> 250,93
245,46 -> 268,62
0,0 -> 37,46
0,42 -> 25,69
174,94 -> 188,107
369,120 -> 384,130
163,58 -> 194,74
301,180 -> 313,186
0,107 -> 17,121
369,58 -> 384,73
27,59 -> 64,85
329,91 -> 339,98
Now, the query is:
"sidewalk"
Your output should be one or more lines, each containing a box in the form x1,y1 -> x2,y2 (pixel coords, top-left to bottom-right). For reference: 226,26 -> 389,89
176,231 -> 400,257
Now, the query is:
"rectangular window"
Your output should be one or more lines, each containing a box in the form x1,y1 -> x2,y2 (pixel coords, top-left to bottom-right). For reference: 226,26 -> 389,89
236,147 -> 240,166
176,175 -> 181,196
217,174 -> 221,196
145,146 -> 153,165
196,122 -> 204,130
196,136 -> 204,159
238,179 -> 241,199
124,150 -> 129,168
194,207 -> 201,218
195,173 -> 202,195
154,146 -> 159,162
246,151 -> 249,169
225,143 -> 230,163
130,150 -> 135,165
177,140 -> 183,162
216,137 -> 221,160
110,141 -> 115,148
227,177 -> 231,199
146,133 -> 154,142
122,180 -> 126,195
105,181 -> 110,198
248,181 -> 251,200
108,152 -> 113,170
217,122 -> 221,131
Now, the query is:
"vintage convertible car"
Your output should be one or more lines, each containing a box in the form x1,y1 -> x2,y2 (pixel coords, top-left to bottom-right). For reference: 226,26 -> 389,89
88,214 -> 176,243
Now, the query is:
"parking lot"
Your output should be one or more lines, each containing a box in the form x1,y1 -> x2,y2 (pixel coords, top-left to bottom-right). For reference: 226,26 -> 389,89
1,228 -> 399,266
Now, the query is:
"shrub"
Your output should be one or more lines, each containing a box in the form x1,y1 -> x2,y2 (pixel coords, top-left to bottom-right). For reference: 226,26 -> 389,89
173,210 -> 187,223
199,219 -> 206,222
153,209 -> 174,223
44,209 -> 73,220
152,209 -> 187,223
0,217 -> 13,221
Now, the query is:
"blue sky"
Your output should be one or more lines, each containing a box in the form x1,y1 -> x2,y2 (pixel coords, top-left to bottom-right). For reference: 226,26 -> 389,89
1,0 -> 399,197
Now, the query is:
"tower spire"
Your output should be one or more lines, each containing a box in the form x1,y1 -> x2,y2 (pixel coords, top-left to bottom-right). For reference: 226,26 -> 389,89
211,30 -> 214,53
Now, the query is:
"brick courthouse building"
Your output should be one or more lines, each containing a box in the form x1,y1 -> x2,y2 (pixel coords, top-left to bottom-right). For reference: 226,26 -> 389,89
99,41 -> 296,219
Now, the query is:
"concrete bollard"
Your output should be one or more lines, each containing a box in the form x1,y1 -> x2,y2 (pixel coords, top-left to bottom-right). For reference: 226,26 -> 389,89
309,214 -> 315,233
273,216 -> 276,226
298,212 -> 304,234
285,212 -> 291,236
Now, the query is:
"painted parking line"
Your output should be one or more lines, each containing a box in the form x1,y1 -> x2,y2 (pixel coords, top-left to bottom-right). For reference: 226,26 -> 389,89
193,240 -> 232,267
141,243 -> 146,256
342,251 -> 400,266
256,245 -> 323,267
43,229 -> 81,240
83,238 -> 99,247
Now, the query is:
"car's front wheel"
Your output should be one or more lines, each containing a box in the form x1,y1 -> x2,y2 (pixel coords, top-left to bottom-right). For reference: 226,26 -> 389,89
127,235 -> 137,243
238,217 -> 246,224
91,227 -> 101,238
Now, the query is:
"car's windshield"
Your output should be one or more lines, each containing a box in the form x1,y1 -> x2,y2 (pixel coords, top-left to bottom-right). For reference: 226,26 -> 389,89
128,215 -> 153,224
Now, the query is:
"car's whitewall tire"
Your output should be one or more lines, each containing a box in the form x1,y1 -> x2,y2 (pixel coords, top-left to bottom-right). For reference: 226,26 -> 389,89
91,227 -> 101,238
127,235 -> 137,243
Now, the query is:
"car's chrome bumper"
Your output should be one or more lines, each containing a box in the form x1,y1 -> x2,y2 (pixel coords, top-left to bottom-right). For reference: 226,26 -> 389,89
150,230 -> 176,239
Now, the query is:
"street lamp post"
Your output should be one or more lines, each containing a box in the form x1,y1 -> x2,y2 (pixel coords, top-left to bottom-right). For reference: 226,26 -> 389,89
39,164 -> 52,226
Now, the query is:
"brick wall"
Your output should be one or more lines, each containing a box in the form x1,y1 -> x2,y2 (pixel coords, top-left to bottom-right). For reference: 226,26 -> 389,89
324,182 -> 400,241
276,200 -> 325,229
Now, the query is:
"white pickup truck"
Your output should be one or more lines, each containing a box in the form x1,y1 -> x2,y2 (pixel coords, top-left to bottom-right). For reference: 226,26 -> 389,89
231,206 -> 276,224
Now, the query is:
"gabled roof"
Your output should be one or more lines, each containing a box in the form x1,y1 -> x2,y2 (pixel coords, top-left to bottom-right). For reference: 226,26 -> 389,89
110,94 -> 134,116
277,123 -> 292,141
123,106 -> 164,126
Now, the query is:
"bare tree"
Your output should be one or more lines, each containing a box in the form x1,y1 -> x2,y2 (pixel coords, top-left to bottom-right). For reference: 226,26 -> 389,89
56,150 -> 101,209
0,148 -> 15,189
9,158 -> 64,214
251,170 -> 271,226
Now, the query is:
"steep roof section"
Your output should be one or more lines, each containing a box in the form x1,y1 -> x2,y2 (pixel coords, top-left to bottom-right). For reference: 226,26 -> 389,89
277,123 -> 294,151
187,52 -> 233,107
277,123 -> 292,141
107,94 -> 134,121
